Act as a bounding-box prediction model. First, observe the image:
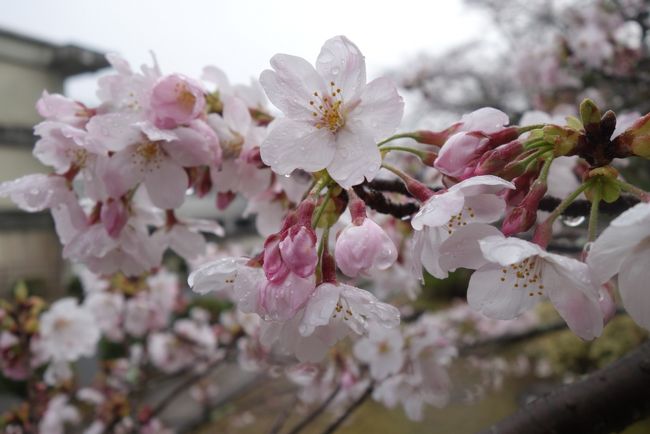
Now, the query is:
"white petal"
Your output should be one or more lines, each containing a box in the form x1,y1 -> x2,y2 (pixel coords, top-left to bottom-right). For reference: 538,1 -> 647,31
223,96 -> 252,133
327,126 -> 380,188
587,220 -> 650,284
316,35 -> 366,101
188,257 -> 246,294
478,236 -> 540,266
411,192 -> 464,231
464,194 -> 507,223
260,119 -> 335,175
259,54 -> 326,120
618,241 -> 650,330
300,283 -> 341,336
439,224 -> 503,271
448,175 -> 515,196
351,76 -> 404,141
544,262 -> 603,340
416,227 -> 448,279
467,265 -> 539,319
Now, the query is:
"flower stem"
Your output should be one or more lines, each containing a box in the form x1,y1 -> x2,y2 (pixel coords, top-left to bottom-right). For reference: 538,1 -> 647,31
379,145 -> 426,158
544,180 -> 593,226
376,133 -> 418,147
312,193 -> 332,228
588,186 -> 601,242
614,179 -> 650,202
308,174 -> 331,198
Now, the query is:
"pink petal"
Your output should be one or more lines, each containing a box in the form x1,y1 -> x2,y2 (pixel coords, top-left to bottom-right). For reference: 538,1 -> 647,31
144,158 -> 188,209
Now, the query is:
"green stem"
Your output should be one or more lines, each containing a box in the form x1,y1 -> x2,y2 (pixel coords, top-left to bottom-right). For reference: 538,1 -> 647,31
379,145 -> 426,158
376,133 -> 417,147
315,228 -> 330,283
614,179 -> 650,202
588,186 -> 601,242
538,154 -> 554,183
518,124 -> 546,134
543,180 -> 593,226
308,175 -> 331,198
312,193 -> 332,228
380,162 -> 410,181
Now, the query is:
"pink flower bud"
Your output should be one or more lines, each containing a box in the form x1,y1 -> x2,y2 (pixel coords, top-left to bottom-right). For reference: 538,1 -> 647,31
474,140 -> 524,176
335,218 -> 397,277
150,74 -> 206,129
434,132 -> 490,178
101,199 -> 128,239
259,272 -> 315,321
501,180 -> 547,236
279,226 -> 318,278
263,237 -> 289,283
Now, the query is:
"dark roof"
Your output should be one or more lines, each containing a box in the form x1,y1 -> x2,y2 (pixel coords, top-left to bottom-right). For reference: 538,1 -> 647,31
0,27 -> 109,77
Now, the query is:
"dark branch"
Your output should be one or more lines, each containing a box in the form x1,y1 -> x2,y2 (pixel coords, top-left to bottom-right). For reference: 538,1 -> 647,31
353,185 -> 419,219
478,339 -> 650,434
320,384 -> 373,434
286,385 -> 341,434
538,194 -> 639,217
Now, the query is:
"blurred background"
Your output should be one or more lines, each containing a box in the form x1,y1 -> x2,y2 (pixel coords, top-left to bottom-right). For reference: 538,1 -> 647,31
1,0 -> 650,432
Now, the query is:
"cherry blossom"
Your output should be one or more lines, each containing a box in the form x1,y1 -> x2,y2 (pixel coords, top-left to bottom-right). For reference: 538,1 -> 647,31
468,235 -> 603,340
587,202 -> 650,329
410,175 -> 514,279
259,35 -> 404,188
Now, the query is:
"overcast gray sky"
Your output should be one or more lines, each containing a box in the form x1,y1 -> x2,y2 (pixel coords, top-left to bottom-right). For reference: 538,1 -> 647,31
0,0 -> 489,103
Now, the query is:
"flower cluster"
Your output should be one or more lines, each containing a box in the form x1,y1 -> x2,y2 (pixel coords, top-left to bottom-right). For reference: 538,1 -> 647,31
2,30 -> 650,432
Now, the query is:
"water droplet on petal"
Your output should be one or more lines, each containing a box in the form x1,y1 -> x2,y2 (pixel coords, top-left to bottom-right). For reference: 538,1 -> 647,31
331,67 -> 340,75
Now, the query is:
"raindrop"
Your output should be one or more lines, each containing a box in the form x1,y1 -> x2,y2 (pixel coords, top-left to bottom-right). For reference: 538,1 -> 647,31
560,215 -> 585,227
283,174 -> 291,178
331,67 -> 340,75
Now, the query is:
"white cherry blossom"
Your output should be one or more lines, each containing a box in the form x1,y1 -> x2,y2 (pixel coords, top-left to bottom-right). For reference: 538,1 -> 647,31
259,35 -> 404,188
587,202 -> 650,329
468,235 -> 603,340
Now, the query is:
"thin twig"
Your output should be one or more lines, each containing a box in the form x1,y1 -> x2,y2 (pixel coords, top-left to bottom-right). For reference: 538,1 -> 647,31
286,385 -> 341,434
319,384 -> 373,434
150,358 -> 224,418
268,395 -> 299,434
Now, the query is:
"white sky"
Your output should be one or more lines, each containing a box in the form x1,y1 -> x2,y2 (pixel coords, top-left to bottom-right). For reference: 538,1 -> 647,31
0,0 -> 489,104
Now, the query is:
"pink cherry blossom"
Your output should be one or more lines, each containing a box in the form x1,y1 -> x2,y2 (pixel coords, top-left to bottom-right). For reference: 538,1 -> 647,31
150,74 -> 206,129
434,108 -> 513,178
259,35 -> 404,188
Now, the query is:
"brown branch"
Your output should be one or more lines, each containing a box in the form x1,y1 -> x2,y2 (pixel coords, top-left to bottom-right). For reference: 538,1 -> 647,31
319,384 -> 373,434
268,395 -> 299,434
286,385 -> 341,434
478,339 -> 650,434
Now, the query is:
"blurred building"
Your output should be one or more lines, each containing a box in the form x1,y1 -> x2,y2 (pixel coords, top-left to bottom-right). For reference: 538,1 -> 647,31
0,28 -> 108,297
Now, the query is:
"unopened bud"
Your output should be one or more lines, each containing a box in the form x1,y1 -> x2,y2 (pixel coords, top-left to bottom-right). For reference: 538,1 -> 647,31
579,98 -> 601,130
543,125 -> 582,156
612,113 -> 650,159
474,140 -> 524,175
501,180 -> 547,235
